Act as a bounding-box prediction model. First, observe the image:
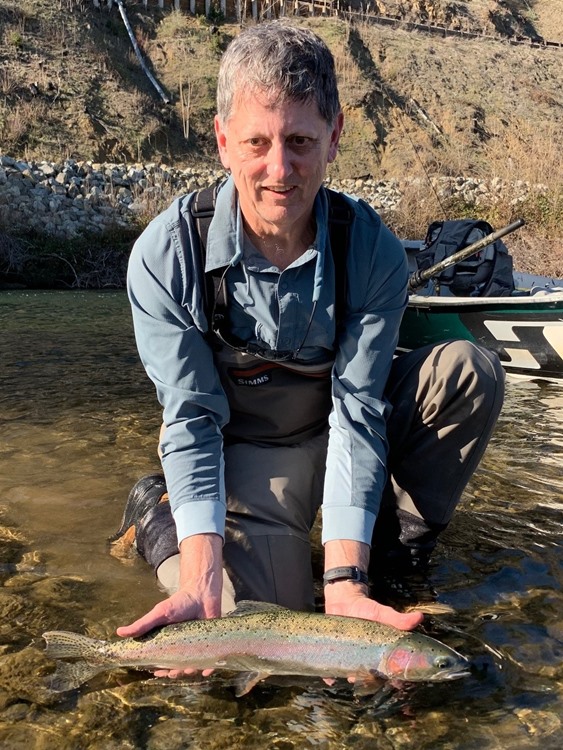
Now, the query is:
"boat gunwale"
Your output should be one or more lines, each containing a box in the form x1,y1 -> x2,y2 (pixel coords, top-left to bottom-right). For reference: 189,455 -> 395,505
408,292 -> 563,309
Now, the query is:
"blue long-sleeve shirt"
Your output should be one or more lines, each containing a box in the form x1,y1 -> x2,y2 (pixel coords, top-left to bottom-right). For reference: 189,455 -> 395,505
127,177 -> 408,547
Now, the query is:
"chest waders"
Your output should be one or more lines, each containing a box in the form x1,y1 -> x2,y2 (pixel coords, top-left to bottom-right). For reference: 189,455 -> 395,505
189,185 -> 354,447
184,189 -> 352,607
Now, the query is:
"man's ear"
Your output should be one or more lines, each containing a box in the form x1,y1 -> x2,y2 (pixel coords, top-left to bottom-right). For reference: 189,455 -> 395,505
328,111 -> 344,164
214,115 -> 230,170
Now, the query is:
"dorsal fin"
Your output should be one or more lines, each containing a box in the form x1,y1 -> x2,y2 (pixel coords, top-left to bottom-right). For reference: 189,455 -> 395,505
227,600 -> 289,617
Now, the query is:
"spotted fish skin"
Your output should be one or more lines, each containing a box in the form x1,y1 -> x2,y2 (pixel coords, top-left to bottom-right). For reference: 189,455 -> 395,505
42,600 -> 470,694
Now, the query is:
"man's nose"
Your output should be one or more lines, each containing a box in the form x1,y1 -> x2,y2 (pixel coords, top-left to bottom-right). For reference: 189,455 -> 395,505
266,142 -> 293,179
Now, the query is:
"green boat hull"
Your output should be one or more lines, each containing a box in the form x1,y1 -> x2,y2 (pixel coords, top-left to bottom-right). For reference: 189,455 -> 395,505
399,295 -> 563,381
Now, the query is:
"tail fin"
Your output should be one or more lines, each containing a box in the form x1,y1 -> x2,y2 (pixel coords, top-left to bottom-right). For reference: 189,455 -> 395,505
43,631 -> 111,692
46,660 -> 108,693
43,631 -> 105,660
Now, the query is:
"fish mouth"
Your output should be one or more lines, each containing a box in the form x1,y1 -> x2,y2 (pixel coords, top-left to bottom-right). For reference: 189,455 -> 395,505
429,667 -> 472,681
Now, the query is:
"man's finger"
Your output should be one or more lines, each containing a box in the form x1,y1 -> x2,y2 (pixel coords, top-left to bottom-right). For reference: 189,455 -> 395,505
116,605 -> 168,638
154,668 -> 197,678
373,604 -> 423,630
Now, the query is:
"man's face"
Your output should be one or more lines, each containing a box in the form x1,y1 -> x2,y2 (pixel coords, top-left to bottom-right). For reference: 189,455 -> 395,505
215,91 -> 343,240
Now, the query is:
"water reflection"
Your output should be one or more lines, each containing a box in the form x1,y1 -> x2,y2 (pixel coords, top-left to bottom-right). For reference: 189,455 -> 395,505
0,290 -> 562,748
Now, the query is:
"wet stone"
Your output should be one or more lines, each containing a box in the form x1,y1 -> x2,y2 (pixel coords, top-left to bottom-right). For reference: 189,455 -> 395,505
0,524 -> 26,567
384,709 -> 450,747
0,701 -> 34,722
68,690 -> 145,746
0,646 -> 57,706
28,574 -> 93,607
348,724 -> 394,749
515,708 -> 562,737
0,584 -> 86,647
0,592 -> 37,647
145,717 -> 197,749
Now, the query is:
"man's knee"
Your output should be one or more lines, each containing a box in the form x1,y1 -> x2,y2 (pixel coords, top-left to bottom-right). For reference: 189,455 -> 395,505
434,340 -> 505,415
438,339 -> 503,378
389,339 -> 505,421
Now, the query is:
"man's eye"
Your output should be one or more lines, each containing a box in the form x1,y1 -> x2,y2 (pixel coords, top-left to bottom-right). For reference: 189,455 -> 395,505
291,136 -> 308,146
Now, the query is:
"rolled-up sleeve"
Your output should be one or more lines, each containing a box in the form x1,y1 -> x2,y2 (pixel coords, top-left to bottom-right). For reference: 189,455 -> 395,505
322,209 -> 408,545
127,202 -> 230,544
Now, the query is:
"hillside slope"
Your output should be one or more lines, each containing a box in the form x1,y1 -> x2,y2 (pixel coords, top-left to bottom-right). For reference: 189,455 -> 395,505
0,1 -> 562,274
0,0 -> 561,177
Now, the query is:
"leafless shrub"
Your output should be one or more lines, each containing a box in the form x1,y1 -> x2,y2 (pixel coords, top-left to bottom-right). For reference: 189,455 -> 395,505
48,245 -> 128,289
128,179 -> 185,226
0,231 -> 31,274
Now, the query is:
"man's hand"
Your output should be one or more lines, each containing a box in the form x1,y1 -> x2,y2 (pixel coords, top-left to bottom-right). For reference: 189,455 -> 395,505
323,538 -> 424,630
324,582 -> 423,630
116,533 -> 223,678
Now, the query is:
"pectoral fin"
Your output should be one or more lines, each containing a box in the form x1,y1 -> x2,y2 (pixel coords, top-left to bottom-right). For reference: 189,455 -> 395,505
352,672 -> 386,697
234,671 -> 270,697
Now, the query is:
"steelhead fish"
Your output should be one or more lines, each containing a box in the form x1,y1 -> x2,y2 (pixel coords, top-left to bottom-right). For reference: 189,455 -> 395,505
43,600 -> 470,695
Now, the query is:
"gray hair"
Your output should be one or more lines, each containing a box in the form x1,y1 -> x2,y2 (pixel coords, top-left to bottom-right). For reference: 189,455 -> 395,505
216,21 -> 341,125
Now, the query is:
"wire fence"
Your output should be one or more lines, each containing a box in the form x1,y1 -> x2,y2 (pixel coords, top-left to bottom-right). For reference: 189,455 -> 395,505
91,1 -> 563,49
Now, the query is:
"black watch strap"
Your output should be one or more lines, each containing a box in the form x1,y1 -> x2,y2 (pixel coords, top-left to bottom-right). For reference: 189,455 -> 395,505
323,566 -> 369,586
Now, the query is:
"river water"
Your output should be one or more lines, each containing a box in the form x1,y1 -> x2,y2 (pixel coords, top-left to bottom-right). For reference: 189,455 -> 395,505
0,290 -> 562,749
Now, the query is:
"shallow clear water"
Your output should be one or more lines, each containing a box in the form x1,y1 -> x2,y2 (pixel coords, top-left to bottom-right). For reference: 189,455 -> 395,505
0,290 -> 562,749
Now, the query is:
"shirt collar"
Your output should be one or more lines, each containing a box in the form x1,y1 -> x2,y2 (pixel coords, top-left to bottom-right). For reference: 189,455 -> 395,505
205,176 -> 330,302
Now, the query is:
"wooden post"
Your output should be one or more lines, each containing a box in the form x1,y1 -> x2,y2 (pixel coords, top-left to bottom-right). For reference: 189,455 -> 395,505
191,0 -> 196,15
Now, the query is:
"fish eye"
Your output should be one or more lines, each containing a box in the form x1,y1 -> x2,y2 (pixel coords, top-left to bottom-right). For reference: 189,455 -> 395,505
434,655 -> 454,670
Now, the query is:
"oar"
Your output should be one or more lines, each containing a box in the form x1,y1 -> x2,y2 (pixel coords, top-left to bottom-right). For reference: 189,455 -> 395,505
408,218 -> 525,292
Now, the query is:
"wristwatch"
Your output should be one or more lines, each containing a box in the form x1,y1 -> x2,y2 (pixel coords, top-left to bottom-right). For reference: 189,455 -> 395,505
323,566 -> 369,586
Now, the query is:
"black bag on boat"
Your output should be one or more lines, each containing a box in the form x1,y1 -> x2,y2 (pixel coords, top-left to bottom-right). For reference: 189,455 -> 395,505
416,219 -> 515,297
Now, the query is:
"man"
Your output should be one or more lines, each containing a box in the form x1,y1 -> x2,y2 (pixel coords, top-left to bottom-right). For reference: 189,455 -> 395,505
114,21 -> 504,668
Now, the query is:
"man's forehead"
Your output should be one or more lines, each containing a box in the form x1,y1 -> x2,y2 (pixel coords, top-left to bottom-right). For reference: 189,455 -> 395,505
232,86 -> 291,110
228,89 -> 324,124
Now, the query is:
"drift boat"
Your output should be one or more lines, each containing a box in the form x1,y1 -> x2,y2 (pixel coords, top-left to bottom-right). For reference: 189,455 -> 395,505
399,240 -> 563,382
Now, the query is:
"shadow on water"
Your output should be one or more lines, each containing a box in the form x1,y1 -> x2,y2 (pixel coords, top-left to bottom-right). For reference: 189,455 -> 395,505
0,290 -> 562,749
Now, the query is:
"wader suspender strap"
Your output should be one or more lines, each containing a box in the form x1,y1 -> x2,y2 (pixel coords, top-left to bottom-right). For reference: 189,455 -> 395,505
190,184 -> 223,323
189,184 -> 353,330
325,187 -> 353,327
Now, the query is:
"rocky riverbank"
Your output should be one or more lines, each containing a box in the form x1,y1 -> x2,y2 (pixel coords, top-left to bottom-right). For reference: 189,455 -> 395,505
0,154 -> 541,240
0,153 -> 548,288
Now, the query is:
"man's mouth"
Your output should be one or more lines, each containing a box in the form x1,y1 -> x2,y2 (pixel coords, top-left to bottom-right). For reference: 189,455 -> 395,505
264,186 -> 296,194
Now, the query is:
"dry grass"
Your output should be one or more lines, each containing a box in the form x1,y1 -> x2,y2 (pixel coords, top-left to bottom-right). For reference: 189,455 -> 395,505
345,17 -> 563,274
377,86 -> 563,273
0,99 -> 50,152
480,117 -> 563,190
